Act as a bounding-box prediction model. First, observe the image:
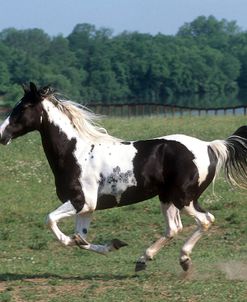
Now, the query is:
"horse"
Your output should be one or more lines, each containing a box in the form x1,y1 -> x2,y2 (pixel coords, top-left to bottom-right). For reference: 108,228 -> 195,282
1,82 -> 247,272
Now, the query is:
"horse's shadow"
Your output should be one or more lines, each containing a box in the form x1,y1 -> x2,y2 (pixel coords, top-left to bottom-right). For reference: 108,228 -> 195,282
0,272 -> 140,283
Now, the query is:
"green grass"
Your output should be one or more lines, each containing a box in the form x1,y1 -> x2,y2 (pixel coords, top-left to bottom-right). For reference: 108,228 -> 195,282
0,115 -> 247,301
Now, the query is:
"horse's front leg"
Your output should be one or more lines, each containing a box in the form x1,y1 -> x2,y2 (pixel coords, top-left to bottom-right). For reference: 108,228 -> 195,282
74,210 -> 127,255
74,234 -> 128,255
75,212 -> 92,240
74,212 -> 128,253
74,212 -> 117,254
73,186 -> 128,254
46,201 -> 77,246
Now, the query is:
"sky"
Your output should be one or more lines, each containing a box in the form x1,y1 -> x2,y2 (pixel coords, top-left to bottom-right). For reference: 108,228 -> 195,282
0,0 -> 246,37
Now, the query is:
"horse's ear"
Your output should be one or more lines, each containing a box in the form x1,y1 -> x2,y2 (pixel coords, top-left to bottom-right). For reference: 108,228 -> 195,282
22,83 -> 30,94
30,82 -> 38,94
29,82 -> 41,102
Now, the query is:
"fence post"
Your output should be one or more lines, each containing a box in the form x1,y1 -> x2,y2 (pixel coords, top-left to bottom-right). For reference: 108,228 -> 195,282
163,106 -> 167,117
172,107 -> 175,117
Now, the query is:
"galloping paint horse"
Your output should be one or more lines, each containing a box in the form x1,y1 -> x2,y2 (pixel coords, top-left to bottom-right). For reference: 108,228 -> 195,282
1,83 -> 247,272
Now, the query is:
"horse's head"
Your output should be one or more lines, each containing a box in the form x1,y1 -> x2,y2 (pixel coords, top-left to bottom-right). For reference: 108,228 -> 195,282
0,82 -> 44,145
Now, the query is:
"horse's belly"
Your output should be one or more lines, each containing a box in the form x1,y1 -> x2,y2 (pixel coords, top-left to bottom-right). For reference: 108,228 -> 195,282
96,185 -> 158,210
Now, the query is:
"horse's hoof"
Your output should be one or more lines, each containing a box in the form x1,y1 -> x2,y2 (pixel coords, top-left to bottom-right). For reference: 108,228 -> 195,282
111,239 -> 128,250
73,234 -> 89,247
180,258 -> 192,271
135,261 -> 147,272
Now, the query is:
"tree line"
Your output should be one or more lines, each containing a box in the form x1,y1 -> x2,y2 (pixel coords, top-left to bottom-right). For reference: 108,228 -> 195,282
0,15 -> 247,106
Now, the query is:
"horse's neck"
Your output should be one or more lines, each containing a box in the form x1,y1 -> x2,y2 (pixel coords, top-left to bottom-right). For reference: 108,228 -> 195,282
39,118 -> 86,173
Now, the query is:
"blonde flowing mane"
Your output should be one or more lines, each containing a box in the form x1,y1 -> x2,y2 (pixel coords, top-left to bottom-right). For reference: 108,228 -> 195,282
42,89 -> 120,142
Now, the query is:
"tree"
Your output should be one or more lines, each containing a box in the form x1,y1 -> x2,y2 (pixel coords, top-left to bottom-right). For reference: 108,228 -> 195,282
177,15 -> 240,49
0,28 -> 50,57
0,16 -> 245,106
9,50 -> 43,84
3,84 -> 23,106
42,35 -> 76,70
0,62 -> 10,94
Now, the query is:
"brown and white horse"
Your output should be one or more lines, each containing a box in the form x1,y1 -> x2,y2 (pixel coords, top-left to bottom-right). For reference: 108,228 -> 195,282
1,82 -> 247,272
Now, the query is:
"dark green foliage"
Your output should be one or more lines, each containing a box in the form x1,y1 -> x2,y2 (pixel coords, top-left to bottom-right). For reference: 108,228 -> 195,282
0,16 -> 247,105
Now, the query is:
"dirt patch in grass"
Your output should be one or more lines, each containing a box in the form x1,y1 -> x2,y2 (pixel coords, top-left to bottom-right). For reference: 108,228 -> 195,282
178,260 -> 247,282
0,282 -> 6,293
218,261 -> 247,281
0,276 -> 127,302
0,280 -> 90,302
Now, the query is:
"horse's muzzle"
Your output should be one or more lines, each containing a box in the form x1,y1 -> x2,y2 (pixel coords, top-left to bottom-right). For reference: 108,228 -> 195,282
0,129 -> 11,145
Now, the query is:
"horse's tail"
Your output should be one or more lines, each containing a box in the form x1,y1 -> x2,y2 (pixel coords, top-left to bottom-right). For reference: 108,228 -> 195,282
209,125 -> 247,188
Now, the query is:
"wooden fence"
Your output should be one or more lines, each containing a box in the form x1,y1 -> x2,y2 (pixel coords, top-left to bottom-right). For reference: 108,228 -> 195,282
88,103 -> 247,117
1,103 -> 247,118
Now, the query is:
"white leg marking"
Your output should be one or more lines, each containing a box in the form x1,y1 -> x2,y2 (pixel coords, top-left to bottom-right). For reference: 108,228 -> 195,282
76,241 -> 115,255
144,237 -> 168,260
183,202 -> 215,231
75,213 -> 92,239
145,203 -> 182,259
74,211 -> 127,255
72,188 -> 128,255
46,201 -> 77,246
74,235 -> 127,255
180,202 -> 215,266
137,203 -> 182,269
180,227 -> 203,265
163,203 -> 183,238
175,207 -> 183,232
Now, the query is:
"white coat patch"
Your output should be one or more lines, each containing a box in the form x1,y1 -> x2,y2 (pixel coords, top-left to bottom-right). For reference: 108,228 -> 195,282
42,99 -> 79,140
84,143 -> 138,202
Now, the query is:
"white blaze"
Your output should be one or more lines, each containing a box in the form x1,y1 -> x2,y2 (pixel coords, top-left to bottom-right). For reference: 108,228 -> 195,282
0,116 -> 10,136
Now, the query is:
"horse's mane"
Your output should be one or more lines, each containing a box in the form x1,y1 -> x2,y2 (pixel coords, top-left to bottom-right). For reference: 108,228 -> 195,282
40,87 -> 120,143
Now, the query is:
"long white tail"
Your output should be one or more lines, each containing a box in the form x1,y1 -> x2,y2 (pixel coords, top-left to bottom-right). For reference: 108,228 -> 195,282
209,126 -> 247,188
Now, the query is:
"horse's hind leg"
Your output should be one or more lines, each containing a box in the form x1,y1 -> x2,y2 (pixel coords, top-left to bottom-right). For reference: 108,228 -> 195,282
179,201 -> 215,271
146,202 -> 183,257
135,202 -> 183,272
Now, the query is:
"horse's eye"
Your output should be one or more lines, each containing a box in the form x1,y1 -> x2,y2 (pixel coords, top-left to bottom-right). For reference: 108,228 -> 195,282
22,104 -> 32,111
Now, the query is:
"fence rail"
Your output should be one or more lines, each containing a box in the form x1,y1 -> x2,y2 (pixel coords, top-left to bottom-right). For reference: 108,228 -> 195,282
1,104 -> 247,118
88,103 -> 247,117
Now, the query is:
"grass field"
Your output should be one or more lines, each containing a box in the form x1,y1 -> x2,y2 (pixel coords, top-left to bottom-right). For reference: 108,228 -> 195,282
0,115 -> 246,302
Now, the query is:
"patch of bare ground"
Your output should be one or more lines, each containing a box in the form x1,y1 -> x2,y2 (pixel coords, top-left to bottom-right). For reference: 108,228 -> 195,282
1,280 -> 89,302
179,261 -> 247,282
218,261 -> 247,281
0,282 -> 6,293
0,277 -> 125,301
